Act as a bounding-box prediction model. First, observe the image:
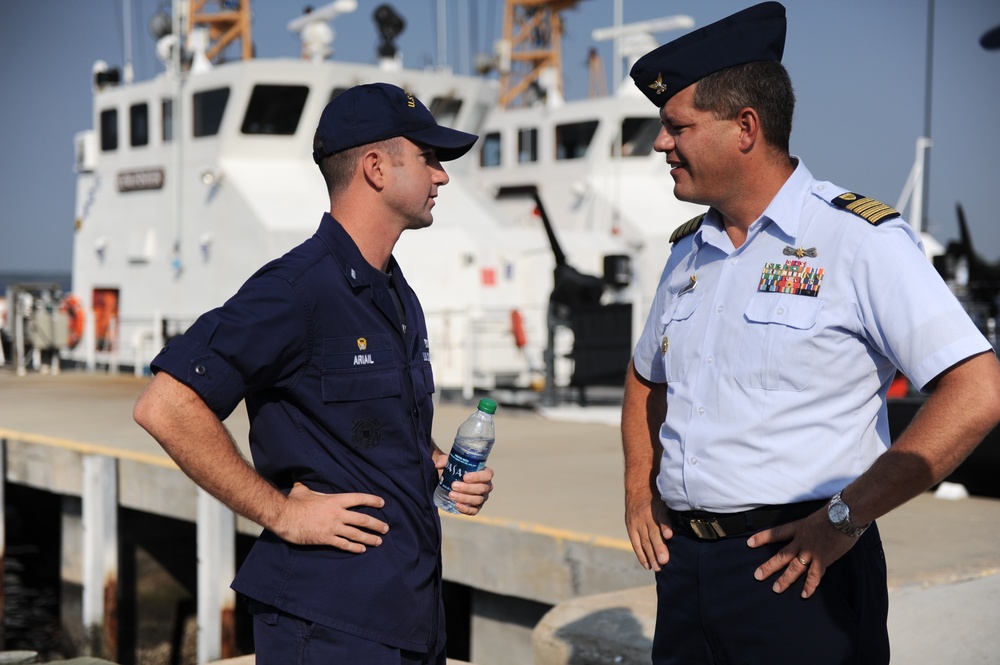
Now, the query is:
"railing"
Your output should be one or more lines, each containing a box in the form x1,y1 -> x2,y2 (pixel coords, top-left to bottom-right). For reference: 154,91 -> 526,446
68,305 -> 559,395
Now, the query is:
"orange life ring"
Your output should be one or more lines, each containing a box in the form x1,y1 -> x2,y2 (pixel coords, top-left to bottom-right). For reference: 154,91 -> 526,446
60,294 -> 85,349
510,309 -> 527,349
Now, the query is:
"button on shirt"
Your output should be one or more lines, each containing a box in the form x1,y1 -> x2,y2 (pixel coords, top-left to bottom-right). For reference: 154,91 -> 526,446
151,214 -> 442,652
633,160 -> 992,513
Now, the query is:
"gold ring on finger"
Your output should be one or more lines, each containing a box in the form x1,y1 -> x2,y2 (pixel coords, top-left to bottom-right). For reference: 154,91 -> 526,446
796,556 -> 808,566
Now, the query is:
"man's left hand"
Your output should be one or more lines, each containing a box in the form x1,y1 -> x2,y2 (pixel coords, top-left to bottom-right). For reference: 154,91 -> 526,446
746,509 -> 859,598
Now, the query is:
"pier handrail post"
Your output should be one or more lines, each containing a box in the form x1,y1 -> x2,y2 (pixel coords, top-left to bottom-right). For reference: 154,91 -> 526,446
82,453 -> 119,660
196,488 -> 237,662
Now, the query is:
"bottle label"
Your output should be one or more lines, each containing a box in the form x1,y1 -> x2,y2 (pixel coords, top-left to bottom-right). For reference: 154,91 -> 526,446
438,448 -> 487,492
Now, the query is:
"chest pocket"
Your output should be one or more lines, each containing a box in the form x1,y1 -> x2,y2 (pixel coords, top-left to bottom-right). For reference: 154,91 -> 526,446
659,293 -> 703,383
736,294 -> 824,391
321,334 -> 401,402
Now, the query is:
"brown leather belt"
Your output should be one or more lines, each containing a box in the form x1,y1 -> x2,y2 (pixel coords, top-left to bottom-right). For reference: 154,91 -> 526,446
668,500 -> 827,541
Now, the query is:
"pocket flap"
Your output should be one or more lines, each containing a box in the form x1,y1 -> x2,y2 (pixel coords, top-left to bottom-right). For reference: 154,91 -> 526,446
744,294 -> 823,330
661,293 -> 703,325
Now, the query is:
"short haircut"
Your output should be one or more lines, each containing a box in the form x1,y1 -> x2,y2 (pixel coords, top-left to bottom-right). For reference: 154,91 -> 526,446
315,136 -> 405,196
693,61 -> 795,154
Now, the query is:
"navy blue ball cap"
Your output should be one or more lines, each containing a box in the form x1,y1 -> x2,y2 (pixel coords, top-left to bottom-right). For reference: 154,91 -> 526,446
630,2 -> 786,108
312,82 -> 478,163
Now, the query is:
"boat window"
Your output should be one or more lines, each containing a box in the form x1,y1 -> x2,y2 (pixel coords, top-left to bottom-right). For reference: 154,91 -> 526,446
100,109 -> 118,152
162,98 -> 174,143
481,132 -> 501,167
130,103 -> 149,147
330,87 -> 350,101
429,97 -> 462,128
242,85 -> 310,135
615,117 -> 660,157
192,87 -> 230,138
556,120 -> 598,160
518,128 -> 537,163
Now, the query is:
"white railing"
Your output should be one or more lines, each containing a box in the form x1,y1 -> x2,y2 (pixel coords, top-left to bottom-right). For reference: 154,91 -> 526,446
67,305 -> 561,396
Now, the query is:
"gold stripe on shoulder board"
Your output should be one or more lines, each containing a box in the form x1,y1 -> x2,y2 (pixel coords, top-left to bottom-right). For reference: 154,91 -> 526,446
670,213 -> 706,243
832,192 -> 900,225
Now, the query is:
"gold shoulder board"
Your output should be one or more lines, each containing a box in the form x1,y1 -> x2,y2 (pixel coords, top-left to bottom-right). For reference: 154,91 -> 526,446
669,213 -> 706,243
831,192 -> 900,225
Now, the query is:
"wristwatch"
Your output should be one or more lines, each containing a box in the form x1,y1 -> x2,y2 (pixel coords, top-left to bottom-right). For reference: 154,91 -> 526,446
827,491 -> 870,537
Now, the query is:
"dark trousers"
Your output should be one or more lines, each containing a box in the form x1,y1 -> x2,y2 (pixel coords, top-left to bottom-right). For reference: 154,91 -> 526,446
652,523 -> 889,665
249,600 -> 446,665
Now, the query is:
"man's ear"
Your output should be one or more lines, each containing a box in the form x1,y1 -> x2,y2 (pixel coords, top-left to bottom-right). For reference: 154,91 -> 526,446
737,106 -> 761,151
361,148 -> 386,190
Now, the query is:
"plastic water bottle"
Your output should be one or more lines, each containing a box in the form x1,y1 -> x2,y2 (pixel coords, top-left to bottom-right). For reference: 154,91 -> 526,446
434,398 -> 498,513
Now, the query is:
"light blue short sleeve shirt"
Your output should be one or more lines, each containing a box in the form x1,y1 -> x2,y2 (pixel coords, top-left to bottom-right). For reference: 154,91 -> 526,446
633,160 -> 992,512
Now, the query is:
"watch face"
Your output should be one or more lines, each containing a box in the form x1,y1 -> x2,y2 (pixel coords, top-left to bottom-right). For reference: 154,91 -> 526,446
828,500 -> 849,524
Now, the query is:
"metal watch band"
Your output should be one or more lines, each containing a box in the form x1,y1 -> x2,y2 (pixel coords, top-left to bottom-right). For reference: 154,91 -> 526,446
828,491 -> 870,537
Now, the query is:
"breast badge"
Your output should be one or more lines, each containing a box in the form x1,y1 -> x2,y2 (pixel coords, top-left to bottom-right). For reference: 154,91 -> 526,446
352,419 -> 382,451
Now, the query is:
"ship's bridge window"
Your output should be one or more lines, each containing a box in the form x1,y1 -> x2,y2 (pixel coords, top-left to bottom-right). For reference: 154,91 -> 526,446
193,87 -> 230,138
242,85 -> 310,135
130,103 -> 149,147
100,108 -> 118,152
556,120 -> 598,160
481,132 -> 501,167
615,117 -> 660,157
518,128 -> 537,163
162,99 -> 174,143
429,97 -> 462,128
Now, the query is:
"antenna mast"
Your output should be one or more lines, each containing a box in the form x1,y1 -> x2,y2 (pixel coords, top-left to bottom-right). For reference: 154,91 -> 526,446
497,0 -> 581,108
188,0 -> 254,63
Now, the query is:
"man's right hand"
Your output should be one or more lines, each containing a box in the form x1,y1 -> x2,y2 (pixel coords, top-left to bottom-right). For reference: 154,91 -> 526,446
276,482 -> 389,553
625,493 -> 672,572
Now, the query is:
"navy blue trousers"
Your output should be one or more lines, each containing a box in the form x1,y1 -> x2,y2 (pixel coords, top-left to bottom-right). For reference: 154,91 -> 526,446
249,600 -> 446,665
652,523 -> 889,665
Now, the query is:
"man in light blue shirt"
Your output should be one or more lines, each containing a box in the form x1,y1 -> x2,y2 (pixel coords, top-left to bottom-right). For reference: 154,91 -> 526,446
623,3 -> 1000,663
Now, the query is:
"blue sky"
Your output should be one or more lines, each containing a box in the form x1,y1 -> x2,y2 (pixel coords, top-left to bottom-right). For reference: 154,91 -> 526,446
2,0 -> 999,274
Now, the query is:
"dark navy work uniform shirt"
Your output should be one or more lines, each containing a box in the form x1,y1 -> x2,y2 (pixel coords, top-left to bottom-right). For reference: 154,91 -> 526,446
150,213 -> 443,653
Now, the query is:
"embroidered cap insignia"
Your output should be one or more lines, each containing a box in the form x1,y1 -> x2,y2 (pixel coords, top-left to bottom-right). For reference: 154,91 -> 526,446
648,73 -> 667,95
357,337 -> 367,351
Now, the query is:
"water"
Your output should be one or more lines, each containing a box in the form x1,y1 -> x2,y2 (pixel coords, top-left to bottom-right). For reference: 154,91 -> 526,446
0,271 -> 71,294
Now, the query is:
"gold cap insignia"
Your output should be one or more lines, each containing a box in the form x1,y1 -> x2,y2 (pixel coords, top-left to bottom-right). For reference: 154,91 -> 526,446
648,73 -> 667,95
357,337 -> 367,351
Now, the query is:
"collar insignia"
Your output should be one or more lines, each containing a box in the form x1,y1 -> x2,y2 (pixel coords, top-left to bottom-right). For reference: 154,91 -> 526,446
648,73 -> 667,95
783,246 -> 818,259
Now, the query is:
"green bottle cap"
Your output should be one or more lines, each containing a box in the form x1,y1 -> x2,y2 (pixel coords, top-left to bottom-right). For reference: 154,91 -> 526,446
477,398 -> 498,414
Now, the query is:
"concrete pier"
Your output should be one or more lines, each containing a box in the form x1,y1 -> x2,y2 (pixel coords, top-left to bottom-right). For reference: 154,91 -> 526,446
2,371 -> 999,664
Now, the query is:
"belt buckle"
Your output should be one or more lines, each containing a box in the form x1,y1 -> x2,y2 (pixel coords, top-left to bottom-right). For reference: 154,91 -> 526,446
689,518 -> 726,540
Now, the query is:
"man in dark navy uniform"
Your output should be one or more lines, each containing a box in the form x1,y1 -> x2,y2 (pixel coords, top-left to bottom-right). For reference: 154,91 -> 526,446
134,82 -> 492,664
623,3 -> 1000,664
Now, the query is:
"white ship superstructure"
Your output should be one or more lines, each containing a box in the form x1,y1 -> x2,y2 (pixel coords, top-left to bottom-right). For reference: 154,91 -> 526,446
68,1 -> 704,399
